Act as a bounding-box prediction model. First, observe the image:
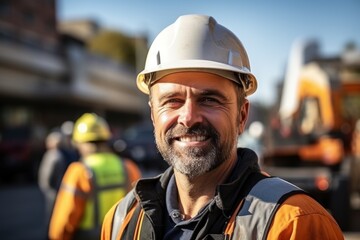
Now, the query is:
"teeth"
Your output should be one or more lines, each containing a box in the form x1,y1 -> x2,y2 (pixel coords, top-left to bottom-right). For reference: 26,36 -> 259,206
179,135 -> 206,142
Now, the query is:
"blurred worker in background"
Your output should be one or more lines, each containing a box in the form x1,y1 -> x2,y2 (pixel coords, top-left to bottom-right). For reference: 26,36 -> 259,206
38,121 -> 79,233
101,14 -> 343,239
49,113 -> 141,240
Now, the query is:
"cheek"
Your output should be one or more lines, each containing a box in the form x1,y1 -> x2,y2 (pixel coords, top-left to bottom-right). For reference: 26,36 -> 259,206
152,109 -> 177,134
203,110 -> 235,133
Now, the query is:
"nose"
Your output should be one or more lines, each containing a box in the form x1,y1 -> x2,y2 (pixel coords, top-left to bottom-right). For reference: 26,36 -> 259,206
177,99 -> 203,128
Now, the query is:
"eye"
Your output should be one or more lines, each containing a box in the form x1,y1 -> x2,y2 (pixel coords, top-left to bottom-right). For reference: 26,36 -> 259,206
200,97 -> 221,105
162,98 -> 183,108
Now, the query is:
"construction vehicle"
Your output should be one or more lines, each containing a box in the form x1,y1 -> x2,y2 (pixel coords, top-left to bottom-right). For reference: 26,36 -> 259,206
261,39 -> 360,230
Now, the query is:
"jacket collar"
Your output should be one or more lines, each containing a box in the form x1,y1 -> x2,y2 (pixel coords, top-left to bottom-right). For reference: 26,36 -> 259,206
215,148 -> 260,215
135,148 -> 260,215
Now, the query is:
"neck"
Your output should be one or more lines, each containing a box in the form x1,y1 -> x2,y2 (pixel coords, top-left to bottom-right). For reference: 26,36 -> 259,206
174,155 -> 237,219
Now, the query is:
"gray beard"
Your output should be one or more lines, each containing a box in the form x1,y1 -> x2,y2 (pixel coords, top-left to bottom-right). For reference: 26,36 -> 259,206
163,142 -> 218,179
155,124 -> 237,179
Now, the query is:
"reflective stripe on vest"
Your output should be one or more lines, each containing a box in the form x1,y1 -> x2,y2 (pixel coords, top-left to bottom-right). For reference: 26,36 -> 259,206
232,177 -> 303,240
110,190 -> 137,240
80,153 -> 129,231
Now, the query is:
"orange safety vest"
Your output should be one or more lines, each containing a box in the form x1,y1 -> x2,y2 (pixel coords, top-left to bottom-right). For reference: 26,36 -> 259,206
101,177 -> 344,240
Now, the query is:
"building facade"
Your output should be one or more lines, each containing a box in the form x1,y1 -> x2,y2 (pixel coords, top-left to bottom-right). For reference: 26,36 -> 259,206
0,0 -> 148,183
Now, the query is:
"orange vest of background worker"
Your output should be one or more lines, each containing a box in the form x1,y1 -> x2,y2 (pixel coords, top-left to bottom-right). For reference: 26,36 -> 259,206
48,113 -> 141,240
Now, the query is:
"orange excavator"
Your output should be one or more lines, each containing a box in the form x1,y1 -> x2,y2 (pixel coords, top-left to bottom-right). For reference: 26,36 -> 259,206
262,39 -> 360,230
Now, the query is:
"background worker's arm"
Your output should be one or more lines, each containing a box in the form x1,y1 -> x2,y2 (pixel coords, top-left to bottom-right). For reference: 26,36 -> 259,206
48,163 -> 91,240
267,194 -> 344,240
124,159 -> 142,186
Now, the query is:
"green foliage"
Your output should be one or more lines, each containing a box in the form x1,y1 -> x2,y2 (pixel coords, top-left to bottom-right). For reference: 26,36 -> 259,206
87,30 -> 136,67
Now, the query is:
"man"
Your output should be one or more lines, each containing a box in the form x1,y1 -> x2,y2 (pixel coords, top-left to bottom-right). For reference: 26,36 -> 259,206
38,122 -> 79,233
102,15 -> 343,239
49,113 -> 141,240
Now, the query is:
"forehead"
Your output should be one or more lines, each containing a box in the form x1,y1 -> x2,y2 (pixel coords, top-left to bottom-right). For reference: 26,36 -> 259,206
151,71 -> 236,95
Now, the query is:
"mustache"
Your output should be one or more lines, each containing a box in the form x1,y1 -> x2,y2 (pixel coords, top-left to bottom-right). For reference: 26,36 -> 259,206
165,123 -> 219,143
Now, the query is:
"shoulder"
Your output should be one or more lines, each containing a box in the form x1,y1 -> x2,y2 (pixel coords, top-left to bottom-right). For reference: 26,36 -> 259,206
248,177 -> 302,200
123,159 -> 142,181
62,162 -> 88,182
273,193 -> 338,224
267,194 -> 344,239
123,158 -> 139,169
101,190 -> 137,239
66,161 -> 86,173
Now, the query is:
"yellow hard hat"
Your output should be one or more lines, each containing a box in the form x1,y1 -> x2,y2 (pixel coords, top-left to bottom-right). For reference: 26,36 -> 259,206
137,14 -> 257,96
72,113 -> 111,143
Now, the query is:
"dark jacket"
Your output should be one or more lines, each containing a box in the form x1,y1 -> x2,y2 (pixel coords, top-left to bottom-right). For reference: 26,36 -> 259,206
102,147 -> 344,240
110,148 -> 276,239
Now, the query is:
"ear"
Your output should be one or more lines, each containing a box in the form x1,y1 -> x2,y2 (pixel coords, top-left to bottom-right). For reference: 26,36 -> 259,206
148,101 -> 155,127
238,99 -> 250,135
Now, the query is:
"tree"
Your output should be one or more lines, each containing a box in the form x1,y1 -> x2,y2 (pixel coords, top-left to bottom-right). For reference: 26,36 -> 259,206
87,30 -> 137,67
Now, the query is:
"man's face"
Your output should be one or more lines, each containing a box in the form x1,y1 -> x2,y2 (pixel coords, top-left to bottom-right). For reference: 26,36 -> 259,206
149,71 -> 249,179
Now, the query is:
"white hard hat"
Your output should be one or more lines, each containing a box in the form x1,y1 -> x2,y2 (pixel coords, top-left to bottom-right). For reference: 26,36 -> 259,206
137,14 -> 258,96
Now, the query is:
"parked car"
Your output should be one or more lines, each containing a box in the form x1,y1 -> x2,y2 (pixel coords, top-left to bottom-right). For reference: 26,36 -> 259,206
112,122 -> 168,175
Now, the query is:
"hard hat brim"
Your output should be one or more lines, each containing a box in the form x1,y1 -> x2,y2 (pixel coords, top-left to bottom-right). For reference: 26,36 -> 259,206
136,59 -> 258,96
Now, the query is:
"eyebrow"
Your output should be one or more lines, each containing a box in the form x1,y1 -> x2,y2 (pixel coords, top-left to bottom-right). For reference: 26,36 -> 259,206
157,92 -> 180,103
198,89 -> 229,102
157,88 -> 229,102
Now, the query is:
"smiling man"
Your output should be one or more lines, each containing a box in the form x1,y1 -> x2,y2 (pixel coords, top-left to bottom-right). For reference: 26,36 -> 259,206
101,14 -> 343,240
152,72 -> 244,180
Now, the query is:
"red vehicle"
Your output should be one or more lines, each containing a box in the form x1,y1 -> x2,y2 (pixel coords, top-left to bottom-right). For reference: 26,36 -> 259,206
0,125 -> 34,184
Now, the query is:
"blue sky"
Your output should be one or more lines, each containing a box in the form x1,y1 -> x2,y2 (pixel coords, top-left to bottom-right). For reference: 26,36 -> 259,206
57,0 -> 360,105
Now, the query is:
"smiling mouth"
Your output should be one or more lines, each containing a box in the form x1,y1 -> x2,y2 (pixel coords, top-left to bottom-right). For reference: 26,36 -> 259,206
176,135 -> 209,142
